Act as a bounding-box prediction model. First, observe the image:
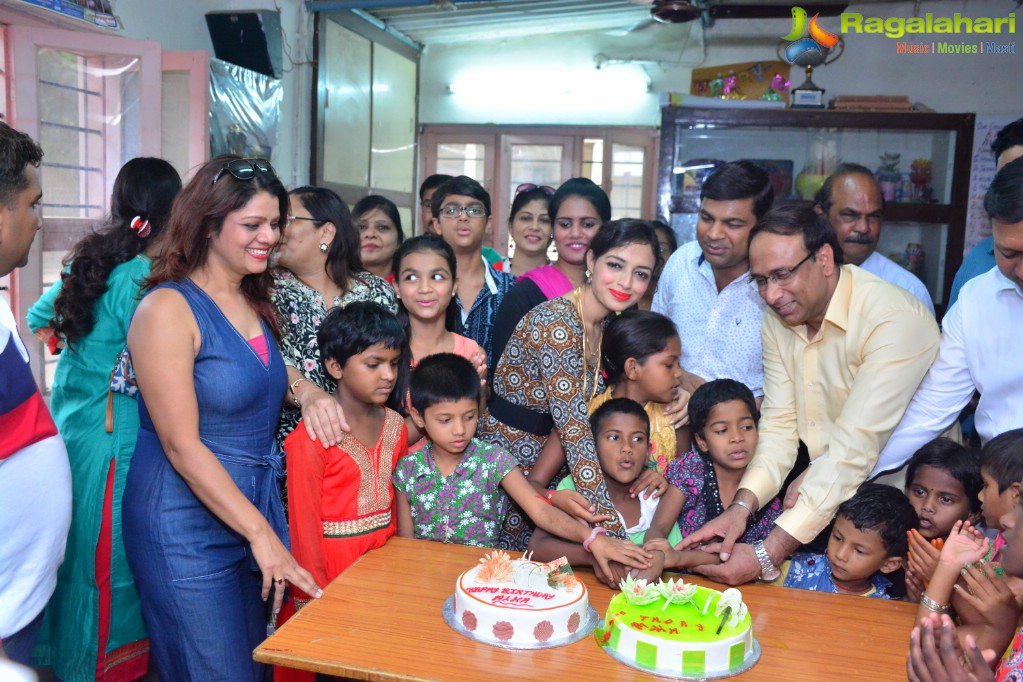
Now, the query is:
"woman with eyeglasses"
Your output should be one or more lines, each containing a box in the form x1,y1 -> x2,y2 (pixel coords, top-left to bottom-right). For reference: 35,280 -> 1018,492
272,187 -> 397,453
353,195 -> 405,284
25,157 -> 180,682
500,184 -> 554,278
489,177 -> 611,380
121,156 -> 321,680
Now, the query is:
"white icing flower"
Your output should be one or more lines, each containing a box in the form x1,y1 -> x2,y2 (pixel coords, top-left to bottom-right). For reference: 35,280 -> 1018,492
619,576 -> 660,605
656,578 -> 698,611
714,588 -> 748,628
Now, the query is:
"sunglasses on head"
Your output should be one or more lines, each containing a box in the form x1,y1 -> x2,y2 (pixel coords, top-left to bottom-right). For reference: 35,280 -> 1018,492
211,158 -> 277,186
514,183 -> 556,197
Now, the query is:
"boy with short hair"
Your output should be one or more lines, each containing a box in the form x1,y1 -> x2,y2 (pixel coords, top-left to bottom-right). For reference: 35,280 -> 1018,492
418,173 -> 452,236
392,354 -> 651,576
778,484 -> 917,599
430,176 -> 514,365
419,174 -> 503,266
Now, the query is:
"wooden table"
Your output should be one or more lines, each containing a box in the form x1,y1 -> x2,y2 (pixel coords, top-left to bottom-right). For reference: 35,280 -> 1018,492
255,537 -> 917,681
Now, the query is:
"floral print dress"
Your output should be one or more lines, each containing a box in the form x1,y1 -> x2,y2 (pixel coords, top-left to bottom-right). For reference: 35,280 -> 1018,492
392,438 -> 519,547
479,295 -> 624,550
272,269 -> 397,447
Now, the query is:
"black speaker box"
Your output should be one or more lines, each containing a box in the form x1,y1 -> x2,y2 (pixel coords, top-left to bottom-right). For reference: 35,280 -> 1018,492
205,10 -> 283,79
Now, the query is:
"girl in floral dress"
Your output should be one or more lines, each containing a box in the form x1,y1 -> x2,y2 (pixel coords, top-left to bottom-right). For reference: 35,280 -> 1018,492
664,379 -> 782,544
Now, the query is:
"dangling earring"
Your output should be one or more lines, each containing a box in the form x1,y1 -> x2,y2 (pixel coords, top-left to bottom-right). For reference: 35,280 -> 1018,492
584,269 -> 591,283
319,242 -> 328,253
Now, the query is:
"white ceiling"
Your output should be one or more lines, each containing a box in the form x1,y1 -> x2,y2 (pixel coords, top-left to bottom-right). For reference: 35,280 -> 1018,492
319,1 -> 665,44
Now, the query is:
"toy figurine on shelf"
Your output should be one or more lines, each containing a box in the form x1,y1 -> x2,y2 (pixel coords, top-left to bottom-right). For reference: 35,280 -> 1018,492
904,242 -> 925,278
876,153 -> 902,203
910,159 -> 934,202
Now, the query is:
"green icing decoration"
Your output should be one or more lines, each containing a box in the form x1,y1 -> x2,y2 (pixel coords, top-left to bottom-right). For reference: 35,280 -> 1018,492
636,640 -> 658,669
682,649 -> 706,676
606,587 -> 751,643
729,641 -> 745,669
609,622 -> 621,650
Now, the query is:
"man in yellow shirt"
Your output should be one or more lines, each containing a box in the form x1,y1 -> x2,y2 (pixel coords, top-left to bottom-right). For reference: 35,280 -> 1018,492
680,204 -> 939,585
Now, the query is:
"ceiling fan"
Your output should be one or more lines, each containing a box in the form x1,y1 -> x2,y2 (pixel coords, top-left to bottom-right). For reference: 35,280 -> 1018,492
628,0 -> 848,27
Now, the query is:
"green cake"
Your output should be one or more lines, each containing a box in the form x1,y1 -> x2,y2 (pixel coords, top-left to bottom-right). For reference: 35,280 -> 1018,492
595,577 -> 757,678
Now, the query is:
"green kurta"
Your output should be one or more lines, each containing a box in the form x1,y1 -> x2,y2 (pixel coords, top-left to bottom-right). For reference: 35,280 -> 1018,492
26,255 -> 150,682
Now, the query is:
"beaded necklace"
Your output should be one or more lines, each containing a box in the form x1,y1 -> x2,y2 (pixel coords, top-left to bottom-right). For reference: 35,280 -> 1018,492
572,286 -> 603,402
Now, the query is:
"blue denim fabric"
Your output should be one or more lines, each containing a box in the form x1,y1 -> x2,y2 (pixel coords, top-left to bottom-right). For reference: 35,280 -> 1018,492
3,611 -> 43,665
123,279 -> 287,681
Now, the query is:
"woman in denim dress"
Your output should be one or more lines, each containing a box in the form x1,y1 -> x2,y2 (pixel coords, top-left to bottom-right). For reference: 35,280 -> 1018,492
122,156 -> 321,681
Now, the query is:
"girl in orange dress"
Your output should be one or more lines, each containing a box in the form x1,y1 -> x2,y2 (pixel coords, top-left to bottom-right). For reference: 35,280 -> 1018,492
276,301 -> 410,682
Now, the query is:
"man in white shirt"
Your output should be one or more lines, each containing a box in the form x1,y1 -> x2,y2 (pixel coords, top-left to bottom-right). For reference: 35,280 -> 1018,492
874,157 -> 1023,477
0,121 -> 72,664
815,163 -> 935,315
652,161 -> 773,398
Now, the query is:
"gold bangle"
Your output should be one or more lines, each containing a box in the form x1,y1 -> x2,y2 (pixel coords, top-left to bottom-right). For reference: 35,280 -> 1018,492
289,378 -> 309,407
920,592 -> 951,614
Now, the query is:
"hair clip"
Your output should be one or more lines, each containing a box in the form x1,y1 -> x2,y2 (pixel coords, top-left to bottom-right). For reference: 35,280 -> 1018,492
130,215 -> 152,238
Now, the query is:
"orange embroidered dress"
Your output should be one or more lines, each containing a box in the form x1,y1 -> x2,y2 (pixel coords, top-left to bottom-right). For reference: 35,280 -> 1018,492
275,407 -> 407,682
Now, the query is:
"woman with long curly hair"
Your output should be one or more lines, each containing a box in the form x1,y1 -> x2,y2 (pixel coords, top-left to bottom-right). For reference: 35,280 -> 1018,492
26,157 -> 181,681
121,156 -> 320,680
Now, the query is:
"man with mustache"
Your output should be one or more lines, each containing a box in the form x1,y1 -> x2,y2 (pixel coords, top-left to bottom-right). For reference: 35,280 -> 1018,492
678,205 -> 939,586
814,163 -> 934,315
652,161 -> 773,400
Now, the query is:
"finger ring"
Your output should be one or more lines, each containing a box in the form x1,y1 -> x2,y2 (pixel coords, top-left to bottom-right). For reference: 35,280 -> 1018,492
276,578 -> 285,585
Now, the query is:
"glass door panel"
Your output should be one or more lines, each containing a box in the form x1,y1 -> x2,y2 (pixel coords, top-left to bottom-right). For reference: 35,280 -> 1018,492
436,142 -> 487,180
610,143 -> 645,220
8,25 -> 161,389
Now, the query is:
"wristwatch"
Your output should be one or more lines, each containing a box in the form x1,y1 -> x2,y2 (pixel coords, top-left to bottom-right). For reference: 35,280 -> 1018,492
752,540 -> 781,582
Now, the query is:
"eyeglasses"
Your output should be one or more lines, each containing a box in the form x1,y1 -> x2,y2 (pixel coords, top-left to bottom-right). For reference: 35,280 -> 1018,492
515,183 -> 556,197
285,215 -> 321,229
439,205 -> 487,220
748,253 -> 814,289
211,158 -> 277,186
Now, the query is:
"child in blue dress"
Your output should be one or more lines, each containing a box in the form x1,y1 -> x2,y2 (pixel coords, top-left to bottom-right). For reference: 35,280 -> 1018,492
779,483 -> 917,599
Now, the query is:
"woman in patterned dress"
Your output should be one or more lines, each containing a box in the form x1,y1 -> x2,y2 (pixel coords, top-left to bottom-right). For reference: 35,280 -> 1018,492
480,219 -> 662,550
272,187 -> 397,449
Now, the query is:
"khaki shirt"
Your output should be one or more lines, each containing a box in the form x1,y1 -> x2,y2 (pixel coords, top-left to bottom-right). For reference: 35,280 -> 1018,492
742,265 -> 939,543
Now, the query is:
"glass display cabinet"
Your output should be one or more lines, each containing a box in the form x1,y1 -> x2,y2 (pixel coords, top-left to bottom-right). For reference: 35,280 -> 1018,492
657,107 -> 975,317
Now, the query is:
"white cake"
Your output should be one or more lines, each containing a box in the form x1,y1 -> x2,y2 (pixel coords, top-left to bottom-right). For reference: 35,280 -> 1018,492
453,551 -> 589,646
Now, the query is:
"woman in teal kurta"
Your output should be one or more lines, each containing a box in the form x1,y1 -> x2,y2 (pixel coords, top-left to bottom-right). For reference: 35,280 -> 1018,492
26,158 -> 180,682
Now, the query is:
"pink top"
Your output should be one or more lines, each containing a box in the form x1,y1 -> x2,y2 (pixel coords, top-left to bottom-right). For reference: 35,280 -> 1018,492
248,334 -> 269,367
408,333 -> 483,454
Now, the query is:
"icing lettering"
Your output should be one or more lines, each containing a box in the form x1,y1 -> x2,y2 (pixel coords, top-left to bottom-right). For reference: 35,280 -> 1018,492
492,595 -> 533,606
